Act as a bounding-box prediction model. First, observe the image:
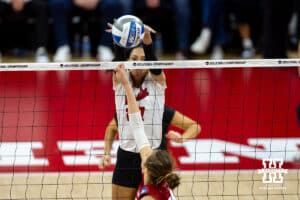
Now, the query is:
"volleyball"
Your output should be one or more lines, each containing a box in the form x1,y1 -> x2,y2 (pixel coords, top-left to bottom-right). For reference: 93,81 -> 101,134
112,15 -> 145,48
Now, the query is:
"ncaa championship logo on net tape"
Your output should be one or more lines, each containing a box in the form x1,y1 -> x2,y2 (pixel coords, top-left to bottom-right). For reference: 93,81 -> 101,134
258,158 -> 288,190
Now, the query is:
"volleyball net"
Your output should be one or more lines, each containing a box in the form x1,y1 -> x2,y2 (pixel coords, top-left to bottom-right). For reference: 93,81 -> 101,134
0,59 -> 299,199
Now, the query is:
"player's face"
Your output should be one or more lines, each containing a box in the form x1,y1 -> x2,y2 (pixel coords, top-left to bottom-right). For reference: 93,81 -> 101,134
130,69 -> 148,82
128,47 -> 148,84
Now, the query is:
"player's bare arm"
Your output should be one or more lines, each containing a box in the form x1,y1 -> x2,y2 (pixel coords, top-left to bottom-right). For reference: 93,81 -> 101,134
166,111 -> 201,143
99,118 -> 118,169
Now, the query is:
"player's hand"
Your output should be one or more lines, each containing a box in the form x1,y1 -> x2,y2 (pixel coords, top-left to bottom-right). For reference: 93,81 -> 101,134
106,20 -> 156,45
12,0 -> 25,12
143,24 -> 156,45
99,154 -> 111,169
166,130 -> 184,143
115,64 -> 130,86
105,23 -> 113,33
144,24 -> 156,35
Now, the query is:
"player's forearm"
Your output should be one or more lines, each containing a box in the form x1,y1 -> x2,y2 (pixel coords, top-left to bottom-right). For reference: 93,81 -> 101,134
104,127 -> 117,155
143,43 -> 156,61
181,124 -> 201,142
143,32 -> 152,46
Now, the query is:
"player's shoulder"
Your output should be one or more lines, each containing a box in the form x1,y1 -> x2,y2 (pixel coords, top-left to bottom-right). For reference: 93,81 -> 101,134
138,185 -> 158,198
139,184 -> 174,200
145,72 -> 167,90
139,185 -> 151,196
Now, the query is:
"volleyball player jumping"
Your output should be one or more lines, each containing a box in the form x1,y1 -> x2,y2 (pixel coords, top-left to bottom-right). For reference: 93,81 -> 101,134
100,22 -> 201,200
114,63 -> 180,200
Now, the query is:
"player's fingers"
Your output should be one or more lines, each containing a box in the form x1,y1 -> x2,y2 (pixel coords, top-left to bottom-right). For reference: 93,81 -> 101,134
98,158 -> 104,169
166,133 -> 177,141
148,27 -> 156,34
105,23 -> 113,32
107,22 -> 113,28
119,63 -> 125,70
144,24 -> 156,34
116,63 -> 123,71
166,131 -> 183,143
103,159 -> 110,167
165,132 -> 172,138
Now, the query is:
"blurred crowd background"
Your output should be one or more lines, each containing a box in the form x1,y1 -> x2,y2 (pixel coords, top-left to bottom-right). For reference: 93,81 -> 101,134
0,0 -> 299,62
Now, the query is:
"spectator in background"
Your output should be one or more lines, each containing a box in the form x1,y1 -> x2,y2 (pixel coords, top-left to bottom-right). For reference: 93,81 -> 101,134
262,0 -> 293,58
120,0 -> 133,14
134,0 -> 198,60
173,0 -> 191,60
0,0 -> 49,62
297,0 -> 300,58
49,0 -> 123,62
190,0 -> 226,59
237,20 -> 254,59
227,0 -> 258,58
296,0 -> 300,76
133,0 -> 175,59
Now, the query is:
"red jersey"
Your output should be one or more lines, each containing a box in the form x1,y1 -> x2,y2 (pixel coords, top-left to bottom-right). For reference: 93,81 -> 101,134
135,181 -> 176,200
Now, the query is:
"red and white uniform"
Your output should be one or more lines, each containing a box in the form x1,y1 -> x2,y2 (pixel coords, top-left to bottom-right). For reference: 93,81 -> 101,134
114,71 -> 166,152
135,181 -> 176,200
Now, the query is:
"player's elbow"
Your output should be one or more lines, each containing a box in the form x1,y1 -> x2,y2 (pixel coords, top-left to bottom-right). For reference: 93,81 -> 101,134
185,123 -> 201,139
194,123 -> 201,137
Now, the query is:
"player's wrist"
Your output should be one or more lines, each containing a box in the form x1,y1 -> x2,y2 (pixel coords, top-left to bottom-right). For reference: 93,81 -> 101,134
143,34 -> 152,45
150,68 -> 162,75
181,135 -> 188,142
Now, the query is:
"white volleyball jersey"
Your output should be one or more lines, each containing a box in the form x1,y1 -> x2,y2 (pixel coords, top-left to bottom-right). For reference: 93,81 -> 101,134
114,71 -> 166,152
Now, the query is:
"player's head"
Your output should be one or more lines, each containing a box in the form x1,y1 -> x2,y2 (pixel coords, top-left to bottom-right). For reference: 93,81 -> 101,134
127,45 -> 145,61
143,150 -> 180,189
126,45 -> 148,84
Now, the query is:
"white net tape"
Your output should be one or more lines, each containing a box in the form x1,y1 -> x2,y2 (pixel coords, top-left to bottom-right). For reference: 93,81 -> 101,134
0,58 -> 300,71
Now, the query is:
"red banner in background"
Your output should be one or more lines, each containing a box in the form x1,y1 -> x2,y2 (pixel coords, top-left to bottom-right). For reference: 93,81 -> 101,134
0,68 -> 299,172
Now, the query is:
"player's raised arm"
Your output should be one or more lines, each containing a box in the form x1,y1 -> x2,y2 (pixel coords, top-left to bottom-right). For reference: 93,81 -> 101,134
114,64 -> 152,160
142,24 -> 166,86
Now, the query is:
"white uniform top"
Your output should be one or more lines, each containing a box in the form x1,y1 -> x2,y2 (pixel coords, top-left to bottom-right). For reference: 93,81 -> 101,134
114,71 -> 166,153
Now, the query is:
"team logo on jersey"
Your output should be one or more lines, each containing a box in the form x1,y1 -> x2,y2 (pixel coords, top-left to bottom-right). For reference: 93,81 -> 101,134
136,87 -> 149,101
140,186 -> 148,195
125,87 -> 148,120
125,87 -> 149,105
